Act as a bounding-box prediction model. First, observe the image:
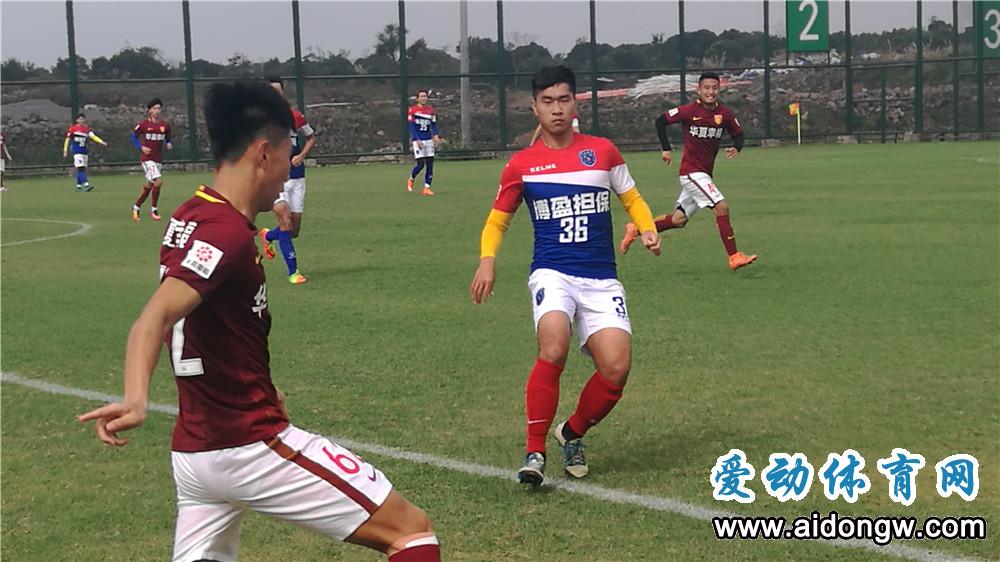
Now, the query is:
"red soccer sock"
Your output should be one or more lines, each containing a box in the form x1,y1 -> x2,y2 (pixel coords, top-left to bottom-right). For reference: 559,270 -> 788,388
525,358 -> 564,453
567,371 -> 624,438
389,545 -> 440,561
655,215 -> 678,232
715,214 -> 738,256
135,186 -> 152,207
151,185 -> 161,207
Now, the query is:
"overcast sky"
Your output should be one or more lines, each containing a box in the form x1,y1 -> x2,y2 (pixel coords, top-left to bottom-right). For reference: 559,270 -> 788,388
1,0 -> 968,68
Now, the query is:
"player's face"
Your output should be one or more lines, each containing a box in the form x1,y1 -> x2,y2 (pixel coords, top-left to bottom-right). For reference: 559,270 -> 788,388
532,83 -> 576,135
76,116 -> 86,126
417,91 -> 428,105
698,79 -> 720,105
258,135 -> 292,211
149,104 -> 162,120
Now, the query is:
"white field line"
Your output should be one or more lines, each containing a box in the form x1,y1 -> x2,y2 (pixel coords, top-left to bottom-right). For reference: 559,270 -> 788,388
1,372 -> 981,562
1,218 -> 93,247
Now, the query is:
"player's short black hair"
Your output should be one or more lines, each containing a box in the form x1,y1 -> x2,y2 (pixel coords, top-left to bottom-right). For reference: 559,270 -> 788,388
698,72 -> 721,83
147,97 -> 163,109
417,88 -> 428,96
75,113 -> 86,119
532,65 -> 576,98
204,81 -> 294,164
265,75 -> 284,88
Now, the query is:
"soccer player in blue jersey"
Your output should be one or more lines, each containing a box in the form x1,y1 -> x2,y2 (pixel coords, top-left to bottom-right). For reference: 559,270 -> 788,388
259,76 -> 316,285
406,90 -> 440,196
63,113 -> 108,192
470,66 -> 661,486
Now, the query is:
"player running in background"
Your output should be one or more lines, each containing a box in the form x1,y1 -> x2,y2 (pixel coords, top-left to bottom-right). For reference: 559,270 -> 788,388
406,89 -> 440,196
258,76 -> 315,285
63,113 -> 108,192
131,98 -> 173,222
0,131 -> 11,191
470,66 -> 661,486
620,72 -> 757,270
78,81 -> 440,562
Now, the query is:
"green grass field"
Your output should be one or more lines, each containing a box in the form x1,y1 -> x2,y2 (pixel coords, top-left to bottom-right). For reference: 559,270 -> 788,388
2,142 -> 998,561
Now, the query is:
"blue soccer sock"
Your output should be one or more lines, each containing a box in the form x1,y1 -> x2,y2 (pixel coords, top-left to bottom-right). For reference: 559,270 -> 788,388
424,157 -> 434,186
278,229 -> 298,275
265,227 -> 281,242
411,159 -> 425,179
76,169 -> 87,186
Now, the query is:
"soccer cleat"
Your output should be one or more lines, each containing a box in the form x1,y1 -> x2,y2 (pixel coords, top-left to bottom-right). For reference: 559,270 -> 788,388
517,452 -> 546,487
619,222 -> 639,255
728,252 -> 758,270
288,271 -> 308,285
84,183 -> 94,192
131,209 -> 140,222
75,185 -> 84,192
421,186 -> 435,196
151,209 -> 161,221
555,421 -> 589,479
406,178 -> 415,192
258,228 -> 276,260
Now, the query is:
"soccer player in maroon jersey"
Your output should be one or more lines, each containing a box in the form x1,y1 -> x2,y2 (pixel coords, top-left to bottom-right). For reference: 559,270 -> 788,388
79,82 -> 440,562
620,72 -> 757,270
471,66 -> 660,486
131,98 -> 173,222
0,131 -> 11,191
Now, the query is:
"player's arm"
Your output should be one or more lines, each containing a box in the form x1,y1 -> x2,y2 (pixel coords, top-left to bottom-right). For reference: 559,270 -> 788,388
407,111 -> 418,142
62,134 -> 70,158
89,131 -> 107,146
165,125 -> 173,150
77,278 -> 202,446
609,144 -> 661,255
130,129 -> 144,151
430,114 -> 440,142
472,162 -> 522,304
725,113 -> 744,160
292,119 -> 316,166
654,113 -> 674,164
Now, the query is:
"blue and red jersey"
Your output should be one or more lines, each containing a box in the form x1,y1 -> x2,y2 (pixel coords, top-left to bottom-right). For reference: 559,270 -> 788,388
407,104 -> 438,141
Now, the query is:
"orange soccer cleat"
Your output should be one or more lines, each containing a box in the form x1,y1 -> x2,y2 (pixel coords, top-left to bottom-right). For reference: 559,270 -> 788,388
131,209 -> 140,222
422,186 -> 435,196
619,223 -> 639,255
406,178 -> 415,192
728,252 -> 758,270
258,228 -> 276,260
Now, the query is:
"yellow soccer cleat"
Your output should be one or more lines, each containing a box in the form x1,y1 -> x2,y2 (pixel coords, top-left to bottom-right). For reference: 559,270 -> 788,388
288,271 -> 308,285
258,228 -> 276,260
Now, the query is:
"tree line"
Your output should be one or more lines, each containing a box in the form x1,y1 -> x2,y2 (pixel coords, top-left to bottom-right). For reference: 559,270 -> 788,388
1,18 -> 974,83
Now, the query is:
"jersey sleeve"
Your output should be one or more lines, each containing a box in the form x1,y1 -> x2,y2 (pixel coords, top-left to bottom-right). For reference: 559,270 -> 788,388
605,141 -> 636,195
161,219 -> 247,298
492,158 -> 524,213
663,104 -> 689,125
726,110 -> 743,138
293,110 -> 314,137
133,122 -> 143,135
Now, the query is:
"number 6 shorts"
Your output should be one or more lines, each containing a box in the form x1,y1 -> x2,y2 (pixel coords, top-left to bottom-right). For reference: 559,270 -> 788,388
170,424 -> 393,562
527,267 -> 632,356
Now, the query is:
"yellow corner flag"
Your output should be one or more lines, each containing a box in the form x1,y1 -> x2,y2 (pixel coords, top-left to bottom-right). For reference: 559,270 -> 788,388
788,102 -> 800,116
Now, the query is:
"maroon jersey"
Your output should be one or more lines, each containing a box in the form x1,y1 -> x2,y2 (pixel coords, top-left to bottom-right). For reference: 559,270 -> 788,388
663,100 -> 742,176
160,186 -> 287,452
134,118 -> 171,162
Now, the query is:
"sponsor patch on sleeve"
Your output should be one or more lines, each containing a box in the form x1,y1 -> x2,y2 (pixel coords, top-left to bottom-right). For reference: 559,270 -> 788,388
181,240 -> 224,279
668,107 -> 679,117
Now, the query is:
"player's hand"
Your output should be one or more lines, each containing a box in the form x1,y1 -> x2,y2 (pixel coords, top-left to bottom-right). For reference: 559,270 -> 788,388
77,400 -> 148,447
432,135 -> 441,147
640,231 -> 661,256
62,152 -> 68,159
725,147 -> 739,160
470,258 -> 496,304
661,151 -> 672,165
141,146 -> 152,155
166,143 -> 173,150
291,154 -> 305,167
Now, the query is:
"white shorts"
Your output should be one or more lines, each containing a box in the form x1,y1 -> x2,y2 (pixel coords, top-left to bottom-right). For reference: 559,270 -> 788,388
275,177 -> 306,213
412,139 -> 435,159
527,268 -> 631,355
0,159 -> 5,173
171,424 -> 393,562
675,172 -> 725,218
142,160 -> 162,182
73,154 -> 89,168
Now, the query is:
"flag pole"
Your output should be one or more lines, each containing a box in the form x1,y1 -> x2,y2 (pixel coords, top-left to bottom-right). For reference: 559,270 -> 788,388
797,111 -> 801,145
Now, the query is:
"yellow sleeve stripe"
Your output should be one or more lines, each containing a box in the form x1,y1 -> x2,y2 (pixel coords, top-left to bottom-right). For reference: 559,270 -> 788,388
617,187 -> 656,234
89,132 -> 106,145
63,137 -> 70,153
480,209 -> 514,258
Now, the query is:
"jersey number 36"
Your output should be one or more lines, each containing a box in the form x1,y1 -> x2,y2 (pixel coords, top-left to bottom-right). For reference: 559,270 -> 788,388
559,216 -> 589,243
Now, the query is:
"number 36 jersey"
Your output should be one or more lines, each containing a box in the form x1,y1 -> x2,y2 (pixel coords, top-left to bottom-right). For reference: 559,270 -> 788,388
493,134 -> 636,280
